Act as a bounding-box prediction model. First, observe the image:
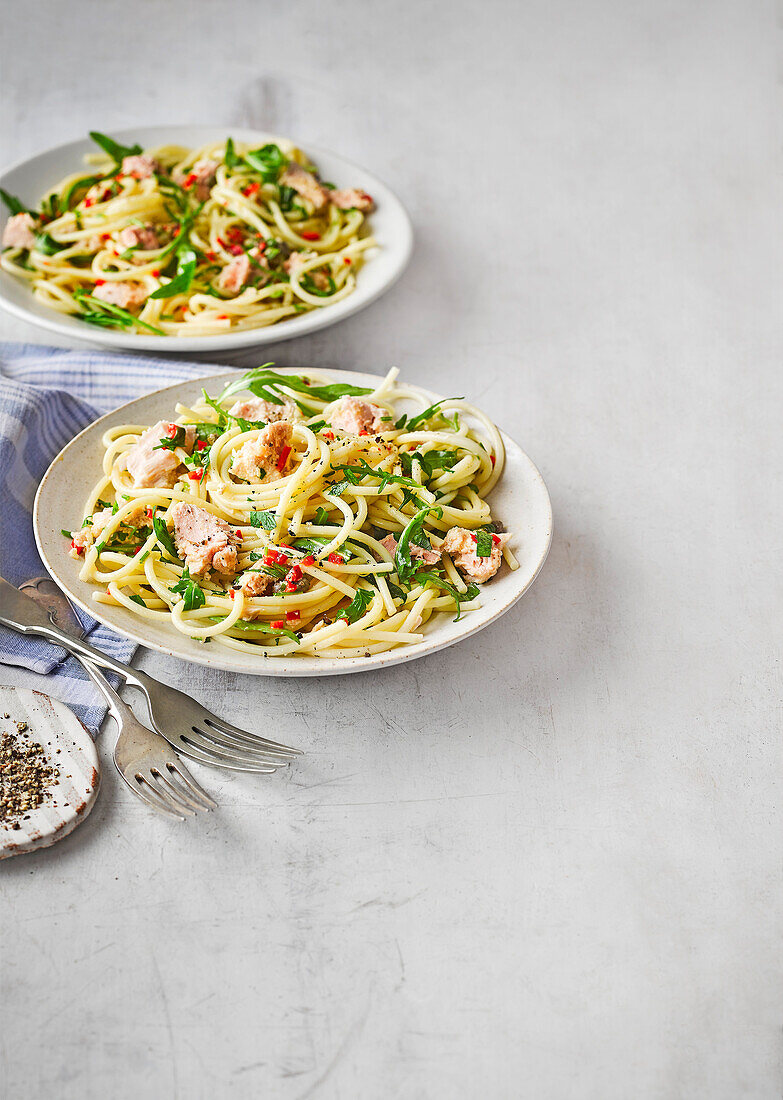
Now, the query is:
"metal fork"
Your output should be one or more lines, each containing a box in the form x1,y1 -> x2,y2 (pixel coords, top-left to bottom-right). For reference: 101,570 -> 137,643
81,658 -> 216,819
18,578 -> 215,820
0,576 -> 301,773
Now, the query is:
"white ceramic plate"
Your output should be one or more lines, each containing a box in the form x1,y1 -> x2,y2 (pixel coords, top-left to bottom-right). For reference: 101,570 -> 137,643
34,369 -> 552,676
0,125 -> 413,352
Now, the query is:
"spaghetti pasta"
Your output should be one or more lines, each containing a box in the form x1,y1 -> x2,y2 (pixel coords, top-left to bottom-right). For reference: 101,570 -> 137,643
0,132 -> 376,337
65,367 -> 518,659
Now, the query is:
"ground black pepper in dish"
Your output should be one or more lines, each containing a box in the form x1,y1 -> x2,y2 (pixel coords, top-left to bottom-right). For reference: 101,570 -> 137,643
0,721 -> 60,828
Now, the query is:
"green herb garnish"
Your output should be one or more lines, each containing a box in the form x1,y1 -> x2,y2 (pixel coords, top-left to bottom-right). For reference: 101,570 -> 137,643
170,568 -> 206,611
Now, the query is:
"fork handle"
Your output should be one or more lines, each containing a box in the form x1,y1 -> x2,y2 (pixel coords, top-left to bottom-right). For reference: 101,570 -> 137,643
0,575 -> 151,692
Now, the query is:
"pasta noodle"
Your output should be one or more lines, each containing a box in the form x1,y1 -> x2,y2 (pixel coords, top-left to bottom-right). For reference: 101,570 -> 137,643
0,131 -> 376,337
66,366 -> 518,659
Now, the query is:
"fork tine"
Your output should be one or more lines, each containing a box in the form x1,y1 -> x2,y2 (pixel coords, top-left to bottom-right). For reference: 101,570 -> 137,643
187,723 -> 295,763
186,727 -> 290,769
153,770 -> 209,815
197,721 -> 300,758
201,715 -> 303,755
141,770 -> 197,817
165,762 -> 217,811
173,739 -> 282,773
115,767 -> 185,821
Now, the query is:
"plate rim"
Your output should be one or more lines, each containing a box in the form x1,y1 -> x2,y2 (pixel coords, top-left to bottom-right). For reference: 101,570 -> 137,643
33,366 -> 553,677
0,124 -> 414,351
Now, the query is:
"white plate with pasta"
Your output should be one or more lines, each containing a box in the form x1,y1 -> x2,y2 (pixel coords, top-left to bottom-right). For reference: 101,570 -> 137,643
0,126 -> 412,350
33,366 -> 552,676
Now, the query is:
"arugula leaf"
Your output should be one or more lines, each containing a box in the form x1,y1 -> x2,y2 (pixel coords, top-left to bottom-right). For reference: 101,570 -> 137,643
399,449 -> 460,480
0,188 -> 32,216
89,130 -> 142,165
394,506 -> 442,584
217,365 -> 373,407
330,459 -> 422,496
170,568 -> 206,611
128,593 -> 147,608
291,536 -> 353,562
150,248 -> 197,299
200,389 -> 228,429
244,143 -> 288,182
475,530 -> 493,558
307,419 -> 326,434
152,514 -> 180,560
61,528 -> 72,538
206,614 -> 299,643
403,398 -> 463,432
314,506 -> 329,525
250,509 -> 277,530
384,578 -> 407,602
155,202 -> 205,262
61,175 -> 103,211
416,571 -> 479,622
335,587 -> 374,624
301,273 -> 337,298
72,288 -> 164,335
153,425 -> 189,452
224,137 -> 241,169
34,232 -> 68,256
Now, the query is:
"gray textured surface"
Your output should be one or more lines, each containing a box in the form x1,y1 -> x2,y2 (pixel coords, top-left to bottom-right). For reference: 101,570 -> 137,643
0,1 -> 780,1097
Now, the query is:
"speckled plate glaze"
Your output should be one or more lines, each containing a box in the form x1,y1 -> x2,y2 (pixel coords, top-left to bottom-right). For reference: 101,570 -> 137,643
0,124 -> 413,352
33,368 -> 553,676
0,687 -> 100,859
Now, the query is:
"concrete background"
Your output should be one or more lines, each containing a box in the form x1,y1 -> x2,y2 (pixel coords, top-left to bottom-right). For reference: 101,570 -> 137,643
0,1 -> 780,1097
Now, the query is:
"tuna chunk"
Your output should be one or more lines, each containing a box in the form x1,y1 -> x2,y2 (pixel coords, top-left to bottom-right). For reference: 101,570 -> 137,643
176,159 -> 218,202
328,188 -> 375,212
441,527 -> 510,584
329,397 -> 388,435
280,163 -> 329,212
231,422 -> 292,482
126,420 -> 196,488
121,154 -> 159,179
93,281 -> 148,311
218,253 -> 251,294
227,397 -> 298,423
171,502 -> 238,577
118,225 -> 161,251
380,533 -> 441,565
2,212 -> 37,250
240,571 -> 275,598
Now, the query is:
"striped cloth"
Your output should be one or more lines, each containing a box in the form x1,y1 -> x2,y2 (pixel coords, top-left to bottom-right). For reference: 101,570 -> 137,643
0,342 -> 217,732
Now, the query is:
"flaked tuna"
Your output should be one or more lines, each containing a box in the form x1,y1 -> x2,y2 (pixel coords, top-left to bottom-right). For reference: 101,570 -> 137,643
118,225 -> 161,251
441,527 -> 509,584
177,159 -> 219,202
328,188 -> 374,212
231,422 -> 292,482
93,281 -> 148,311
380,533 -> 441,565
126,420 -> 196,488
280,163 -> 329,212
171,502 -> 238,576
228,397 -> 298,423
2,212 -> 37,250
240,571 -> 275,598
329,396 -> 388,435
218,253 -> 251,294
121,154 -> 159,179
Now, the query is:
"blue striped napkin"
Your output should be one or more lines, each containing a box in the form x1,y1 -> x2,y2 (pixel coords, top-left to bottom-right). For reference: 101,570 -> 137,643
0,342 -> 216,732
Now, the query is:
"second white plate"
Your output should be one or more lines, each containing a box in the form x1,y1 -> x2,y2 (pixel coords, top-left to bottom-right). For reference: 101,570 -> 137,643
34,368 -> 552,676
0,125 -> 413,352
